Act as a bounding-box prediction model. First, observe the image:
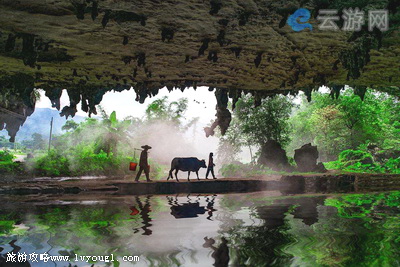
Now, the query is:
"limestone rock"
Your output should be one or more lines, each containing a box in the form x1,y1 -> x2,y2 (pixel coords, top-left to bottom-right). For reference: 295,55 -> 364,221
258,140 -> 290,171
294,143 -> 327,173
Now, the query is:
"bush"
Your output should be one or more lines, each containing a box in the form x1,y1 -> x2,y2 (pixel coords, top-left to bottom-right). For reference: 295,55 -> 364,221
0,161 -> 23,174
219,162 -> 277,178
0,150 -> 14,162
0,150 -> 24,175
338,149 -> 373,165
70,145 -> 145,176
33,150 -> 70,177
382,158 -> 400,174
325,149 -> 400,174
220,163 -> 244,177
71,147 -> 112,175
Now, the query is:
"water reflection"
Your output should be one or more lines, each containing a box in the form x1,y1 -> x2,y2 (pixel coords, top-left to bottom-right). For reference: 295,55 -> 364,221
206,195 -> 217,221
0,240 -> 31,266
0,191 -> 398,266
132,196 -> 153,236
167,195 -> 217,220
203,237 -> 229,267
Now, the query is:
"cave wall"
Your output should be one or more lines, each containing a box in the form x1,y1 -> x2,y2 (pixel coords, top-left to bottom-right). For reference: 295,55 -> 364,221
0,0 -> 398,94
0,0 -> 399,139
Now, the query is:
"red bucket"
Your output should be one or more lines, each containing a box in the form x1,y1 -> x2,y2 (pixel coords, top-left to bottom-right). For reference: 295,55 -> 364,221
129,162 -> 137,171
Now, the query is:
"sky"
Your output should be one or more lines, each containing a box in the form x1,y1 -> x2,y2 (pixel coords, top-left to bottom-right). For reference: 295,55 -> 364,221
36,86 -> 218,125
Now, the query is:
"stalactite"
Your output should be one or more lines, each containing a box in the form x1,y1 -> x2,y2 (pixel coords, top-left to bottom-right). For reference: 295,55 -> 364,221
60,89 -> 81,119
303,87 -> 313,102
198,39 -> 210,56
161,28 -> 175,42
44,88 -> 63,110
354,86 -> 367,101
254,52 -> 263,68
204,88 -> 231,137
91,1 -> 99,20
0,74 -> 35,142
329,85 -> 343,100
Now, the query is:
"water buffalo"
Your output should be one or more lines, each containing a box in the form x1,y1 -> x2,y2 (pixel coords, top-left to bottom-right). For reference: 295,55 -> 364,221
167,157 -> 207,181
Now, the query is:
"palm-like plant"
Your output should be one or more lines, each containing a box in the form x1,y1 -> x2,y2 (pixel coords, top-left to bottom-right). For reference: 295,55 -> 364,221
96,108 -> 133,156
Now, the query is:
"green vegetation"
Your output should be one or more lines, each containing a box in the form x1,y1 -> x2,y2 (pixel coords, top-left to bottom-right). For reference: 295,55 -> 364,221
0,136 -> 14,149
219,88 -> 399,176
220,163 -> 267,178
0,150 -> 14,162
0,149 -> 22,174
325,149 -> 400,174
288,89 -> 400,161
0,97 -> 192,178
218,94 -> 294,164
222,191 -> 400,267
0,192 -> 399,266
21,133 -> 46,151
1,88 -> 399,177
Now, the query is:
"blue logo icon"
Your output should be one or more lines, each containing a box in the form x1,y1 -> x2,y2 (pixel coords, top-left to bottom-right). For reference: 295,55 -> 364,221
287,8 -> 313,32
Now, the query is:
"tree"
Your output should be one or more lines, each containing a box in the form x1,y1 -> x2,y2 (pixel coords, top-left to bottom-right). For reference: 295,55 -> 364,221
145,96 -> 193,128
234,94 -> 294,147
95,110 -> 132,156
217,116 -> 243,165
0,136 -> 14,149
62,120 -> 79,132
21,133 -> 46,150
309,105 -> 348,160
219,94 -> 294,163
288,88 -> 400,161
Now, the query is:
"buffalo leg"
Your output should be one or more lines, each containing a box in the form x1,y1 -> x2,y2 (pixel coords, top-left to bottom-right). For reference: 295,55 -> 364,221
167,169 -> 172,180
188,171 -> 191,181
196,171 -> 200,180
175,169 -> 179,182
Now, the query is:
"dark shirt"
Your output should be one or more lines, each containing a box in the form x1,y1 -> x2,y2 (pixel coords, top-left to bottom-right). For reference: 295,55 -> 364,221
139,150 -> 148,167
208,156 -> 214,168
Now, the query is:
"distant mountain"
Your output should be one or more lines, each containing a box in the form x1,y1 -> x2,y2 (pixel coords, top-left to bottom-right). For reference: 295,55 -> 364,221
1,108 -> 86,141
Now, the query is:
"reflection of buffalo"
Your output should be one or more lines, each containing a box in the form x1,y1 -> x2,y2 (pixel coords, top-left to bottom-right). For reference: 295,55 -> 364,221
167,157 -> 207,181
170,202 -> 206,218
167,195 -> 217,220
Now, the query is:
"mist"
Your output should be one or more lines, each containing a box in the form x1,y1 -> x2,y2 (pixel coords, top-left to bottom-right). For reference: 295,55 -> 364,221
126,119 -> 220,177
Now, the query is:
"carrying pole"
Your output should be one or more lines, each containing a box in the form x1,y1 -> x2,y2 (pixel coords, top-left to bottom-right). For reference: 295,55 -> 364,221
134,148 -> 143,159
48,117 -> 53,152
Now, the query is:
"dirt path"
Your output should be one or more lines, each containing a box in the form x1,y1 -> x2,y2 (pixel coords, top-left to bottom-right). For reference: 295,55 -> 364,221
1,173 -> 399,196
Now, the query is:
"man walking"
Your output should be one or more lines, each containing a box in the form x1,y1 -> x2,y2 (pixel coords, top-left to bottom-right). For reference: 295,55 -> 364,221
205,152 -> 216,179
135,145 -> 152,182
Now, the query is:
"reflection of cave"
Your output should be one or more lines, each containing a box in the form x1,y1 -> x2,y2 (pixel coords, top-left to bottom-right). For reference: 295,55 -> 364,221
289,197 -> 326,226
256,196 -> 326,227
256,205 -> 290,228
